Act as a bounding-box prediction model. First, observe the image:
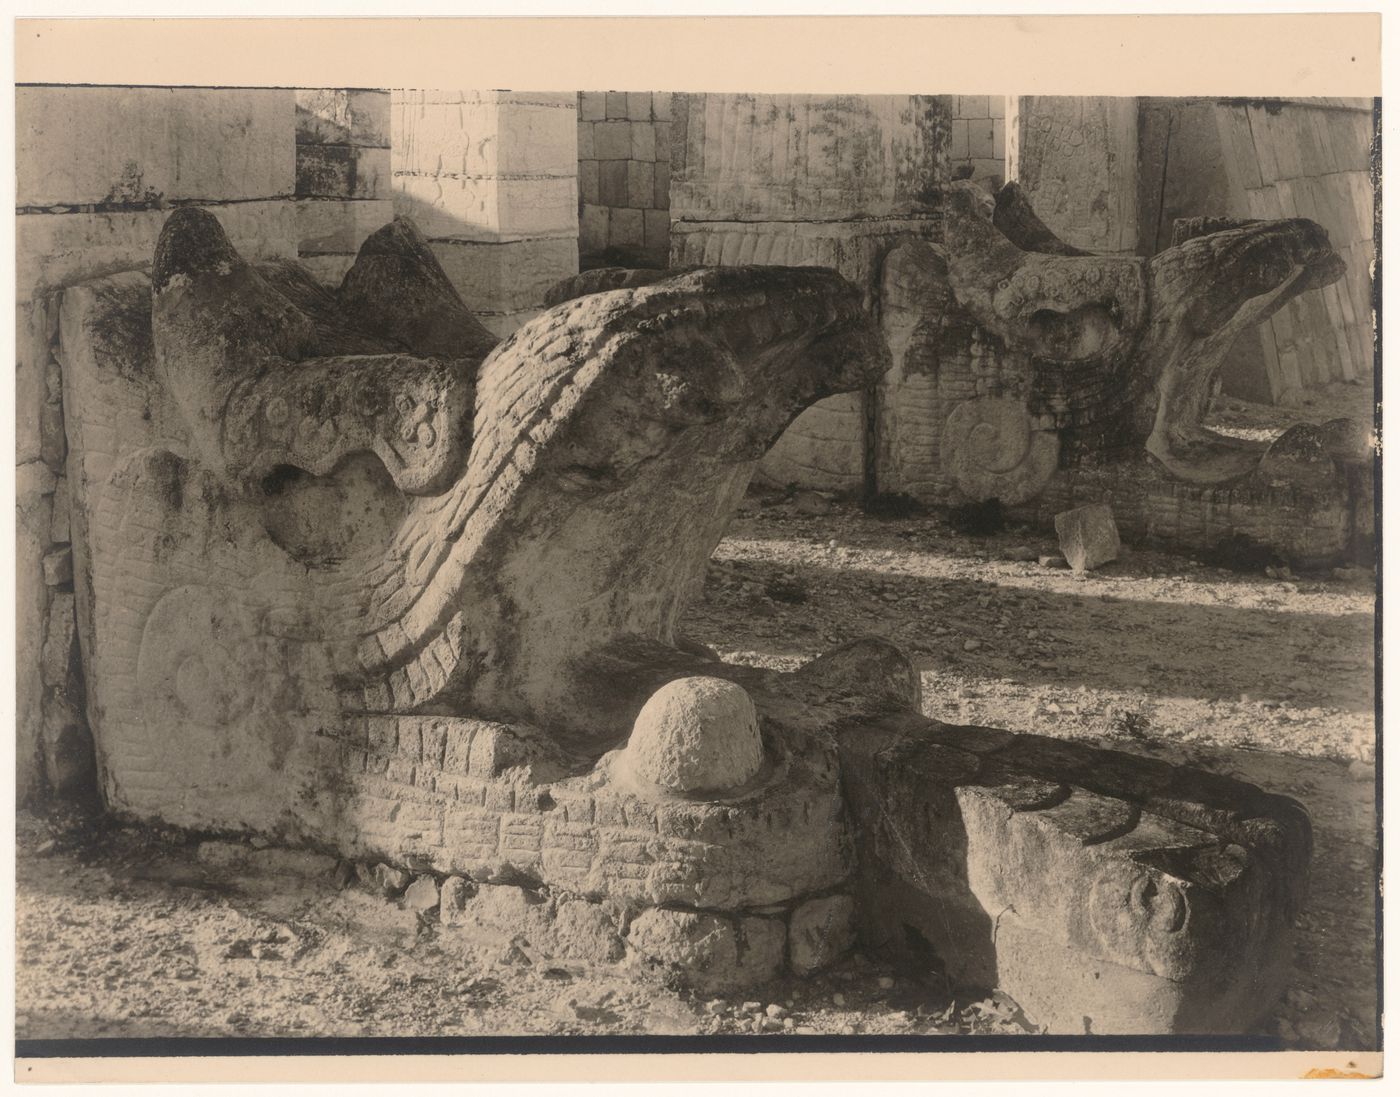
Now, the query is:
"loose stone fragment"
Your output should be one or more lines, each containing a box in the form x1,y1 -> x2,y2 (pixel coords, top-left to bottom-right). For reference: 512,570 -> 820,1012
375,864 -> 412,897
1055,504 -> 1121,573
403,875 -> 440,911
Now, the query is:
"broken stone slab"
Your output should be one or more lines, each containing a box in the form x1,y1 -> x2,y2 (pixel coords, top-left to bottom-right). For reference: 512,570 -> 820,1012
1054,504 -> 1121,573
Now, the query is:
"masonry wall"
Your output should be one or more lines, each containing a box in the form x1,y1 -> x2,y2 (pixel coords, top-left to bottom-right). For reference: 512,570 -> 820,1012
15,85 -> 300,805
294,89 -> 394,286
391,90 -> 579,338
948,95 -> 1006,192
576,91 -> 672,269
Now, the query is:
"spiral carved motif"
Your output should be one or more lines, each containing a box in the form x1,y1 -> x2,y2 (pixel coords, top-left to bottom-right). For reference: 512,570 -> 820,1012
939,395 -> 1059,504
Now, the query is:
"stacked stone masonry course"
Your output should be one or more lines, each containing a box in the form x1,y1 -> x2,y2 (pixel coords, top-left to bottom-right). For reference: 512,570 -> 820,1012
948,94 -> 1007,193
391,90 -> 580,338
295,89 -> 394,287
577,91 -> 672,268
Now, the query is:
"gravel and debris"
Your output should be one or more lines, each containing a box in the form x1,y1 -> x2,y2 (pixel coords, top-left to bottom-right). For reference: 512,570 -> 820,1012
15,492 -> 1378,1048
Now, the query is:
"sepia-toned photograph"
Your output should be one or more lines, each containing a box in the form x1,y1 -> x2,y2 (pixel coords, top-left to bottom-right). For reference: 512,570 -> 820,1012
10,12 -> 1382,1084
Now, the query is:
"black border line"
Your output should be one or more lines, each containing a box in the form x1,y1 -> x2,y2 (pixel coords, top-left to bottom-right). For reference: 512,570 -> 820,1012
15,1033 -> 1286,1059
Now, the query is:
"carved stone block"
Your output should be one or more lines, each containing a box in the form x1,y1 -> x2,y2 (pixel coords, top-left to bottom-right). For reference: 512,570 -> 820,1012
56,209 -> 1310,1028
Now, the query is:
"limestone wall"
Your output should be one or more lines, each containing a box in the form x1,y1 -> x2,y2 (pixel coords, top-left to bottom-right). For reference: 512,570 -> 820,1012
949,95 -> 1007,192
1137,97 -> 1376,403
576,91 -> 672,269
15,85 -> 300,805
670,92 -> 950,493
391,90 -> 579,338
295,89 -> 394,286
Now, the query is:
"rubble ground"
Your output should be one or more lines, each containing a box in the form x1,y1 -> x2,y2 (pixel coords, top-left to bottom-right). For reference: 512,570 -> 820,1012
15,498 -> 1378,1048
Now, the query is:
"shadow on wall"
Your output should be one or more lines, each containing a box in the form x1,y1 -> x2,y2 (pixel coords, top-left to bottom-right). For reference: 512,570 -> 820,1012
384,190 -> 581,339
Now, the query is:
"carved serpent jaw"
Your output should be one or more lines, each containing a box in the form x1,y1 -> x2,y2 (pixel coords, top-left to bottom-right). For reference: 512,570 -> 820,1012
146,210 -> 892,741
920,184 -> 1353,489
1141,217 -> 1348,483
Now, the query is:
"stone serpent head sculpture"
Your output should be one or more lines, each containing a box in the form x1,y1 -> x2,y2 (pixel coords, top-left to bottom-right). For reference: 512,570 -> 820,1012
58,208 -> 1310,1033
881,180 -> 1356,503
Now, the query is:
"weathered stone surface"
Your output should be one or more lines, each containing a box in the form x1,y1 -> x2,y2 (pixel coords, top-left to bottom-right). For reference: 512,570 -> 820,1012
41,593 -> 77,688
622,677 -> 764,795
1010,96 -> 1139,253
627,908 -> 782,993
671,93 -> 949,222
42,548 -> 73,587
55,201 -> 1310,1032
669,93 -> 947,494
870,178 -> 1360,564
1055,504 -> 1121,573
788,894 -> 856,975
439,875 -> 471,917
375,864 -> 412,896
438,882 -> 624,965
553,899 -> 626,964
16,87 -> 294,207
296,89 -> 391,148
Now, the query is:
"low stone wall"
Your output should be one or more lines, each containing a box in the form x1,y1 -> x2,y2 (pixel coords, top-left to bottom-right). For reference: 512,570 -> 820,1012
577,91 -> 672,268
15,85 -> 300,806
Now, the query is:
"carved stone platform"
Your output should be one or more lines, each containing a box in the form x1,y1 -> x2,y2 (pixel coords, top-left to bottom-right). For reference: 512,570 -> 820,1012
58,210 -> 1309,1033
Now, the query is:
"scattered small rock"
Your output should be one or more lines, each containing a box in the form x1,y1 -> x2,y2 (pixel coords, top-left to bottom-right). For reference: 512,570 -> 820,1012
374,864 -> 412,897
1003,545 -> 1037,562
766,1003 -> 788,1019
403,875 -> 440,912
332,861 -> 355,890
704,999 -> 727,1016
1038,554 -> 1069,569
792,490 -> 833,517
962,639 -> 981,652
877,976 -> 894,989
